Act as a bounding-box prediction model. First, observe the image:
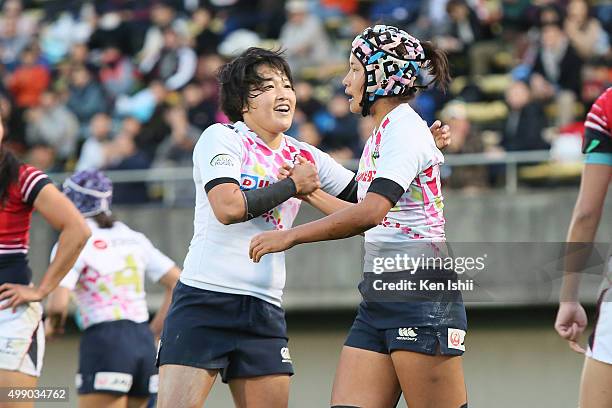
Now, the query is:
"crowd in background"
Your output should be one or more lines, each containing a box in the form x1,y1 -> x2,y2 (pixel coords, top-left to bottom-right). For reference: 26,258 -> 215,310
0,0 -> 610,202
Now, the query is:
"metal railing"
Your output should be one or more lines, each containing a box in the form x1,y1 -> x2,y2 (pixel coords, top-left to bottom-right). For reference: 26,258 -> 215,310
49,149 -> 561,204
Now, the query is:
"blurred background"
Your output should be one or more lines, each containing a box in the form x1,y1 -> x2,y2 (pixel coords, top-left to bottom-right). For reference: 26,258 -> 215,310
1,0 -> 610,406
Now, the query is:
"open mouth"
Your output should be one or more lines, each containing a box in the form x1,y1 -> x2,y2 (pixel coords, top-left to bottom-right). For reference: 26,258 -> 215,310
274,104 -> 291,113
345,91 -> 353,103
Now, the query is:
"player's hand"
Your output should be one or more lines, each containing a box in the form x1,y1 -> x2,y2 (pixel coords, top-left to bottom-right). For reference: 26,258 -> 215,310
554,302 -> 587,354
277,163 -> 292,181
430,120 -> 451,150
44,315 -> 65,340
278,160 -> 318,200
250,230 -> 295,262
289,156 -> 320,195
0,283 -> 44,312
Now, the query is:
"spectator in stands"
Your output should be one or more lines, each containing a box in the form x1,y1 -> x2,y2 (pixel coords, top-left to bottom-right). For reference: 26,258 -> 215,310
502,80 -> 549,151
141,26 -> 197,90
87,7 -> 135,55
439,101 -> 489,190
39,8 -> 93,64
0,92 -> 26,152
138,1 -> 188,71
0,15 -> 31,68
155,105 -> 200,165
313,92 -> 360,160
190,8 -> 221,56
279,0 -> 334,75
25,90 -> 79,164
435,0 -> 486,77
294,81 -> 324,122
0,0 -> 39,39
182,82 -> 217,133
564,0 -> 610,60
105,118 -> 151,204
99,44 -> 136,99
298,121 -> 322,148
530,6 -> 584,126
115,80 -> 168,123
76,113 -> 114,171
6,46 -> 51,109
66,65 -> 108,130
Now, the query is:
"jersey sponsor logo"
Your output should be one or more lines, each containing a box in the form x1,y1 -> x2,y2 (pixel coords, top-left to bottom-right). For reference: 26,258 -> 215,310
240,174 -> 271,190
210,153 -> 235,168
280,347 -> 292,363
93,239 -> 108,250
93,372 -> 133,392
448,328 -> 466,351
356,170 -> 376,182
397,327 -> 418,341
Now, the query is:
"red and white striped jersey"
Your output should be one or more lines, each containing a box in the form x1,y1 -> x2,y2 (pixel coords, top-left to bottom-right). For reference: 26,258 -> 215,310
0,164 -> 52,255
584,87 -> 612,154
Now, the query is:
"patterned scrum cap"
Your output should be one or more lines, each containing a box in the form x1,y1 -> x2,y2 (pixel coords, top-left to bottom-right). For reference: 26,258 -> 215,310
62,169 -> 113,217
351,24 -> 426,116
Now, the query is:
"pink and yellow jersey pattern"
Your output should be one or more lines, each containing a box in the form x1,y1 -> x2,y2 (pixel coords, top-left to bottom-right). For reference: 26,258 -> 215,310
180,121 -> 354,306
356,103 -> 445,242
56,219 -> 175,329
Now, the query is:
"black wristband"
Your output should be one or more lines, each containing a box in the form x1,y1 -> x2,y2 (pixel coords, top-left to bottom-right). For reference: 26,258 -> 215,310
336,178 -> 358,203
367,177 -> 405,206
243,177 -> 297,220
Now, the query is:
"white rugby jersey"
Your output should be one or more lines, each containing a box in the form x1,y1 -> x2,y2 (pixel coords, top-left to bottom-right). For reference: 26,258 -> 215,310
181,121 -> 354,306
356,103 -> 446,242
55,219 -> 175,329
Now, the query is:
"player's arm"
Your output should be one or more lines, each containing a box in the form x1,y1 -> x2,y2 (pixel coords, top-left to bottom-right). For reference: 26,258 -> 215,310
149,265 -> 180,339
277,158 -> 356,215
45,286 -> 71,338
291,119 -> 449,216
207,161 -> 320,224
555,162 -> 611,352
0,184 -> 90,311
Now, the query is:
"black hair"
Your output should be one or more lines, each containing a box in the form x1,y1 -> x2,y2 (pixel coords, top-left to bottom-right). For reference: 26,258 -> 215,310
391,41 -> 452,102
92,212 -> 116,229
218,47 -> 294,122
0,146 -> 20,208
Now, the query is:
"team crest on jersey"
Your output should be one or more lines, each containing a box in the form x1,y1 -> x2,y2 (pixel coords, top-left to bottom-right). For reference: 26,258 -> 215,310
240,174 -> 271,190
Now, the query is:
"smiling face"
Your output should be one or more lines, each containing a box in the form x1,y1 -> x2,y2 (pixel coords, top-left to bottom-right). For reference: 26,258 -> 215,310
342,53 -> 365,115
242,64 -> 296,139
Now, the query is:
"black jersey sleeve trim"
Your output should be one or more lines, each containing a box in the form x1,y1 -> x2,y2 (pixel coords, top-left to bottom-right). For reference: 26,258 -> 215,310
367,177 -> 405,206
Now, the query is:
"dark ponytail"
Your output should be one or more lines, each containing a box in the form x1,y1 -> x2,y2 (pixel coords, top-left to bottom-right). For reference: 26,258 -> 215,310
92,212 -> 116,229
0,146 -> 20,208
421,41 -> 451,92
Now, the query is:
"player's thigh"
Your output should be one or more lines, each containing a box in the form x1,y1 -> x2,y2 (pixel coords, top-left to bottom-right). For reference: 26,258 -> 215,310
229,374 -> 290,408
0,370 -> 38,408
331,346 -> 401,408
580,356 -> 612,408
78,393 -> 128,408
157,364 -> 218,408
127,395 -> 149,408
391,351 -> 466,408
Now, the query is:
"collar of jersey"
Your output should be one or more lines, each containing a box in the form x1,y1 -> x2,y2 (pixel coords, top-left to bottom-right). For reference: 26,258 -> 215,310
234,121 -> 288,154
